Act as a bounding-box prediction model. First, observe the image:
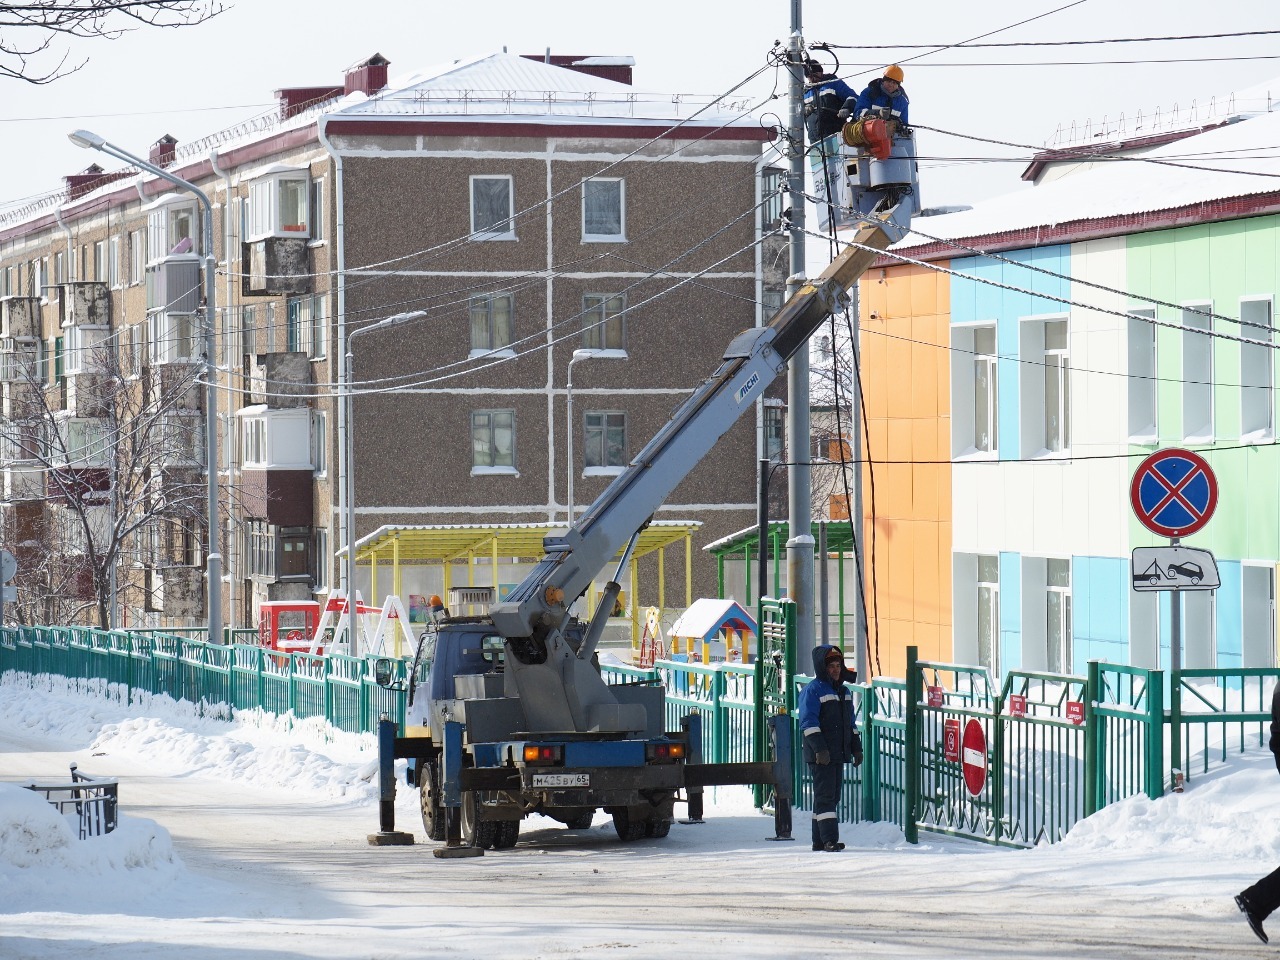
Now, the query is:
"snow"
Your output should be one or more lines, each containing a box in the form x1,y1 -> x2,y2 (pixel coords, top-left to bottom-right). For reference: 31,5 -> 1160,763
898,106 -> 1280,246
1,669 -> 1275,958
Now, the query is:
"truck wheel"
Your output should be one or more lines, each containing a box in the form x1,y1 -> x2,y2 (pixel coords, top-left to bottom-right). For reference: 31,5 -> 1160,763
565,810 -> 595,830
462,791 -> 498,849
611,809 -> 646,842
418,761 -> 446,842
645,817 -> 672,839
493,819 -> 521,850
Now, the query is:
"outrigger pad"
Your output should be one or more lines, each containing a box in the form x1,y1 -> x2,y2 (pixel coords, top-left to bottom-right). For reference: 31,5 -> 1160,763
433,844 -> 484,859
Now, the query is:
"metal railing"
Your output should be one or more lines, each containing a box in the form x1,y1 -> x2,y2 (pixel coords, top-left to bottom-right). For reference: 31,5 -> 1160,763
24,763 -> 118,838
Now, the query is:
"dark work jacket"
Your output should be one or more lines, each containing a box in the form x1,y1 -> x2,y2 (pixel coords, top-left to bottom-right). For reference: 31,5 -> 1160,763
1270,682 -> 1280,774
797,643 -> 859,763
805,74 -> 856,141
852,78 -> 910,126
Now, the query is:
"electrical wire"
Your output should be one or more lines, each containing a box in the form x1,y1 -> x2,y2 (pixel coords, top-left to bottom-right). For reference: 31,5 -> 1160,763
819,29 -> 1280,49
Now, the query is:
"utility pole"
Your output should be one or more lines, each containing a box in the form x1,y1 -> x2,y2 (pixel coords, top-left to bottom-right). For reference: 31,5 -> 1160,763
785,0 -> 815,653
850,284 -> 868,681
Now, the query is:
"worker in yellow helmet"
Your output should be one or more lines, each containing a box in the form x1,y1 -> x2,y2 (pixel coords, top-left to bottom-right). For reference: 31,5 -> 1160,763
839,64 -> 909,128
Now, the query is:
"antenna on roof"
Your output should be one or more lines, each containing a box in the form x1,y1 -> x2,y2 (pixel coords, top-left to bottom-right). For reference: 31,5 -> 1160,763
545,47 -> 550,64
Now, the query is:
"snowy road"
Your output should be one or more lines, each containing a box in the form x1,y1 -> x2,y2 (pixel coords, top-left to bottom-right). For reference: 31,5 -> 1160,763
0,677 -> 1274,959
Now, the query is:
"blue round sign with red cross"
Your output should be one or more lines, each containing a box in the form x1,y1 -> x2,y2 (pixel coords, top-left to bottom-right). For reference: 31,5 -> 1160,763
1129,448 -> 1218,539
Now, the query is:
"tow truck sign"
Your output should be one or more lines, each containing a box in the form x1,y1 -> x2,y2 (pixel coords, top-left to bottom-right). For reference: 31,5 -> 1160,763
1131,545 -> 1220,592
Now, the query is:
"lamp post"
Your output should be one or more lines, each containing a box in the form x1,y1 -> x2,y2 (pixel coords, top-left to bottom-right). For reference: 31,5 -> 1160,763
344,310 -> 426,653
565,348 -> 600,525
69,129 -> 222,644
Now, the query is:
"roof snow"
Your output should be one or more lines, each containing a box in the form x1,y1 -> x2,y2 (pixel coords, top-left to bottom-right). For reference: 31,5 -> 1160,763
900,104 -> 1280,247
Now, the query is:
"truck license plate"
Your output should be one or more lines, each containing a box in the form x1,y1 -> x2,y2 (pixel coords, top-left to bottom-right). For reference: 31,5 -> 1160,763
532,773 -> 589,788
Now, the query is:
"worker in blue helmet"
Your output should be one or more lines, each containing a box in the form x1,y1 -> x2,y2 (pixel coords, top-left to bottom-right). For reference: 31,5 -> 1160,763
797,643 -> 863,852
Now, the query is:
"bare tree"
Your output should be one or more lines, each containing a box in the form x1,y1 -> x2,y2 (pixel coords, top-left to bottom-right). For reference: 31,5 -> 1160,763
0,313 -> 212,628
808,311 -> 858,521
0,1 -> 222,84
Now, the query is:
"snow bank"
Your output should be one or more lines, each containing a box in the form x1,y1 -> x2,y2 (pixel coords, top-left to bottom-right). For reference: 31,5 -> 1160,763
0,782 -> 181,911
0,672 -> 385,803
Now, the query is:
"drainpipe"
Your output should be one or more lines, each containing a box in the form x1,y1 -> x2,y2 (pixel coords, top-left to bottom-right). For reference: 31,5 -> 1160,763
210,147 -> 237,629
317,116 -> 348,596
53,203 -> 75,280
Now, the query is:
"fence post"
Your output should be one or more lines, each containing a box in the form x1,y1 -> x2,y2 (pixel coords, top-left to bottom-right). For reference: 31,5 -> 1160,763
1167,666 -> 1181,792
860,683 -> 876,821
1084,660 -> 1099,817
1147,667 -> 1165,800
711,666 -> 728,765
991,680 -> 1005,846
903,645 -> 919,844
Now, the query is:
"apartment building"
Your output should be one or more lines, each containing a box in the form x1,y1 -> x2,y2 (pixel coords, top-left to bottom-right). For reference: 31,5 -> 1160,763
0,51 -> 774,630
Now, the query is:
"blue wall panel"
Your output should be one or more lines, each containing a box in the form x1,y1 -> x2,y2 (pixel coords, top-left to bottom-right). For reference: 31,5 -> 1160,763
1216,560 -> 1242,667
950,247 -> 1071,463
1073,556 -> 1128,672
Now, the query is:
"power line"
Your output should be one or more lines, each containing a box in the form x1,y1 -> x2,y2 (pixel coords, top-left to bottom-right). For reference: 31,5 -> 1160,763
818,29 -> 1280,49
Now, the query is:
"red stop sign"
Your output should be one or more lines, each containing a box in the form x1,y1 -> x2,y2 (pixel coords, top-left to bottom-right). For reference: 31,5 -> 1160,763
962,718 -> 987,797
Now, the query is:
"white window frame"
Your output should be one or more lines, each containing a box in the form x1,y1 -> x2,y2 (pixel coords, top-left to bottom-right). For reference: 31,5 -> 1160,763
1045,557 -> 1072,674
309,176 -> 326,246
584,410 -> 626,475
977,554 -> 1000,678
1239,296 -> 1274,442
582,293 -> 626,353
469,175 -> 516,241
1018,313 -> 1069,458
952,322 -> 998,459
1241,562 -> 1276,668
313,527 -> 329,591
312,410 -> 327,477
237,407 -> 311,470
146,195 -> 198,264
469,293 -> 515,357
93,240 -> 106,282
129,229 -> 146,285
109,235 -> 121,289
1181,301 -> 1214,441
1127,307 -> 1157,442
581,177 -> 626,242
247,169 -> 310,241
148,312 -> 199,365
470,409 -> 517,475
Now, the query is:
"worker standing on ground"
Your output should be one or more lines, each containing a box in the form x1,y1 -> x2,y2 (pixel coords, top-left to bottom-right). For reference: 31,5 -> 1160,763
798,644 -> 863,852
804,59 -> 856,142
1236,681 -> 1280,943
841,64 -> 909,128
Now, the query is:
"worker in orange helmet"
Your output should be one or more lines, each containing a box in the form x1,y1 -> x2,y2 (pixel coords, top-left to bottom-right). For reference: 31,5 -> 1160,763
839,64 -> 909,128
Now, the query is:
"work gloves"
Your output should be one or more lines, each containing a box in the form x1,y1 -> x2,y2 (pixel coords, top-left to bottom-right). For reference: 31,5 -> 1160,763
851,731 -> 864,767
814,748 -> 831,766
836,108 -> 849,120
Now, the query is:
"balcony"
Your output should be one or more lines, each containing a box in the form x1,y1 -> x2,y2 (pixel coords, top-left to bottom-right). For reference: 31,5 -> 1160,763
3,464 -> 44,501
59,282 -> 110,328
241,237 -> 310,297
147,565 -> 202,618
146,256 -> 201,315
0,296 -> 41,339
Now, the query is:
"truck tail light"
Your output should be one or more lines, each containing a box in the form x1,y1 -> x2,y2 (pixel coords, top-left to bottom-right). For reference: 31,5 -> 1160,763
523,744 -> 563,766
646,742 -> 686,763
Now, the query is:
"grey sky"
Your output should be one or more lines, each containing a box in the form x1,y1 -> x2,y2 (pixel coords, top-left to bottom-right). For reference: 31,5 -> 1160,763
0,0 -> 1277,212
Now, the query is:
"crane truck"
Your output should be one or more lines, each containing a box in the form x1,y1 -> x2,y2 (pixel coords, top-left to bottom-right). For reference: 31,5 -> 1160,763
371,129 -> 920,853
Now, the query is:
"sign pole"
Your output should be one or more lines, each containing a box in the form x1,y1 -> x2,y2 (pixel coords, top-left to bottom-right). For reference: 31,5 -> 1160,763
1169,537 -> 1182,787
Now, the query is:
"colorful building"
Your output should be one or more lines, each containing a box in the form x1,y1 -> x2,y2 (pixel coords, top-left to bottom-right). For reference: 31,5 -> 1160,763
865,94 -> 1280,676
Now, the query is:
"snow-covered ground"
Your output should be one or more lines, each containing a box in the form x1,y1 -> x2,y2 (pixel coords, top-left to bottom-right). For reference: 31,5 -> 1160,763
0,670 -> 1274,959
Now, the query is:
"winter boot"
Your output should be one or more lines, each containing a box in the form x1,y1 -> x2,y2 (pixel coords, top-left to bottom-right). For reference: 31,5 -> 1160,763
1237,894 -> 1269,944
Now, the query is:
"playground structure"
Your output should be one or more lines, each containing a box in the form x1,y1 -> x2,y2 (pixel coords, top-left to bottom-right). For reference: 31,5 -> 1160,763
668,598 -> 756,664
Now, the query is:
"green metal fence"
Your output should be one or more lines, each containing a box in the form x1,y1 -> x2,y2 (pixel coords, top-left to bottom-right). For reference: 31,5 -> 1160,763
4,624 -> 1278,849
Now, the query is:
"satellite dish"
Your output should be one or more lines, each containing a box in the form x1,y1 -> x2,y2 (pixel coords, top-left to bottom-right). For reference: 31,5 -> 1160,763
0,549 -> 15,584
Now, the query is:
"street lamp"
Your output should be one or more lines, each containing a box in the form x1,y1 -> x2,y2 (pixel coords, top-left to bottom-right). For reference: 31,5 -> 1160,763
344,310 -> 427,653
69,129 -> 222,645
565,348 -> 600,525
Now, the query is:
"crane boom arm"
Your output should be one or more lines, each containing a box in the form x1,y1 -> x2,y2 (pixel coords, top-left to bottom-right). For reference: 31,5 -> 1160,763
489,217 -> 894,641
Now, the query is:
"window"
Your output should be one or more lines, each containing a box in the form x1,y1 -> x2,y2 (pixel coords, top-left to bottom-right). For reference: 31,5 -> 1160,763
1181,303 -> 1213,440
1127,308 -> 1157,440
762,167 -> 786,226
241,304 -> 257,357
1240,297 -> 1273,440
93,241 -> 106,281
0,339 -> 42,383
129,229 -> 146,285
63,323 -> 107,376
977,555 -> 1000,677
109,236 -> 121,288
312,411 -> 327,476
33,259 -> 44,300
582,178 -> 625,241
148,312 -> 198,364
470,175 -> 514,239
311,295 -> 327,360
582,294 -> 625,351
2,265 -> 12,296
973,325 -> 998,453
471,409 -> 515,472
238,407 -> 311,469
242,417 -> 267,467
1046,558 -> 1072,674
1242,564 -> 1275,668
309,176 -> 325,244
313,527 -> 329,590
57,418 -> 109,466
265,302 -> 277,353
248,172 -> 310,240
287,295 -> 327,359
1043,319 -> 1069,452
246,520 -> 276,579
53,251 -> 65,285
147,198 -> 197,262
584,411 -> 626,470
469,293 -> 514,354
811,432 -> 851,462
764,402 -> 784,461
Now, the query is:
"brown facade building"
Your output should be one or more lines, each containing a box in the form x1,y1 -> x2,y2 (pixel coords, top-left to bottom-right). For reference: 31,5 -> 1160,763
0,52 -> 774,631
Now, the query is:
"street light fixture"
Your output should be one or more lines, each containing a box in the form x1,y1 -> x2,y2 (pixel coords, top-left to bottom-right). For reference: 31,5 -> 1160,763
69,129 -> 222,645
565,348 -> 600,525
343,310 -> 427,654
